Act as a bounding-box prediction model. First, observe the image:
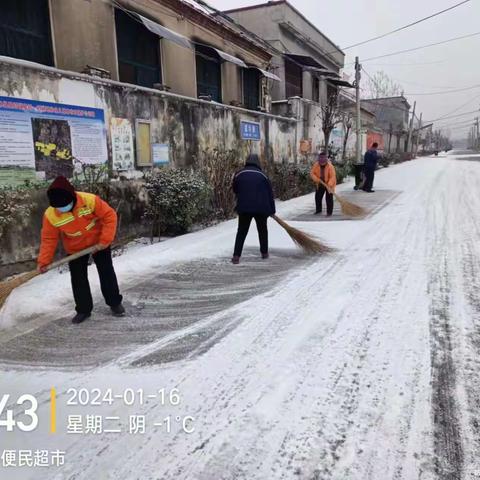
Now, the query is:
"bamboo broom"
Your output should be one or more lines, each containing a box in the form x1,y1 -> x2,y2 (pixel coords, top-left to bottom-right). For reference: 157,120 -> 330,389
272,215 -> 332,254
318,179 -> 368,218
0,246 -> 97,310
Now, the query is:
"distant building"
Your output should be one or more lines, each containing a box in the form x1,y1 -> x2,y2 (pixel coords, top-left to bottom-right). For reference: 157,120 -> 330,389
361,96 -> 411,154
337,91 -> 377,159
225,0 -> 353,158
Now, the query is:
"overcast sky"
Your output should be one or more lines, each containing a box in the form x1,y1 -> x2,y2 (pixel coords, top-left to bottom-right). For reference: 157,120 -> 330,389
209,0 -> 480,138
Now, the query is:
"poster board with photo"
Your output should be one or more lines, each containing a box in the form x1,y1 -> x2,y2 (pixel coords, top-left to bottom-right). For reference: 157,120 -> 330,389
0,96 -> 107,185
111,118 -> 134,171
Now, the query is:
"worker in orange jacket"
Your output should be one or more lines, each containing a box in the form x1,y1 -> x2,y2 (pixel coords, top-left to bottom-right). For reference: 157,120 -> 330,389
310,152 -> 337,216
37,176 -> 124,324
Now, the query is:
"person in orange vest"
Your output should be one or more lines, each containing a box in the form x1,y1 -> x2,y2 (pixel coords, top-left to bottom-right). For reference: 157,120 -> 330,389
310,152 -> 337,216
37,176 -> 124,324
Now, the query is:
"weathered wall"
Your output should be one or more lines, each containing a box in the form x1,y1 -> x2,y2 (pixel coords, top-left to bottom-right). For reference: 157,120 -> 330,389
50,0 -> 118,78
0,59 -> 297,275
272,97 -> 375,161
0,59 -> 296,169
273,97 -> 324,158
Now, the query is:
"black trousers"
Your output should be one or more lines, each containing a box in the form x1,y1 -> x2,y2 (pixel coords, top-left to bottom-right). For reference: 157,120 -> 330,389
315,186 -> 334,215
69,247 -> 122,314
363,167 -> 375,191
233,214 -> 268,257
354,164 -> 364,189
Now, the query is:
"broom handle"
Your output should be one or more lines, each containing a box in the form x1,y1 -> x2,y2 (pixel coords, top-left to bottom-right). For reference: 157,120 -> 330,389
317,178 -> 339,199
46,246 -> 98,271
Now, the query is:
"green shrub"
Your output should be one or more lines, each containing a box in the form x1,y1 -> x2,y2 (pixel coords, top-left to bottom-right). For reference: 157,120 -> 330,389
144,168 -> 211,235
268,163 -> 313,200
333,160 -> 353,184
0,186 -> 34,239
197,148 -> 243,220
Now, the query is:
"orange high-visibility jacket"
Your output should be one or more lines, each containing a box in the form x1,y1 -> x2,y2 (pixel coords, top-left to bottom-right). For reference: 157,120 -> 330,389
38,192 -> 117,267
310,161 -> 337,190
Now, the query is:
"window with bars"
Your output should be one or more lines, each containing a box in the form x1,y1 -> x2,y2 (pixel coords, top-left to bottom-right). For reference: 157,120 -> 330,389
285,58 -> 302,98
243,69 -> 261,110
0,0 -> 53,66
115,9 -> 162,88
195,45 -> 222,103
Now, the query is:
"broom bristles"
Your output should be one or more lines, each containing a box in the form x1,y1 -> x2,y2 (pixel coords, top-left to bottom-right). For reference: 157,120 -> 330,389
334,194 -> 368,218
318,180 -> 368,218
0,270 -> 39,310
338,198 -> 368,218
272,215 -> 332,254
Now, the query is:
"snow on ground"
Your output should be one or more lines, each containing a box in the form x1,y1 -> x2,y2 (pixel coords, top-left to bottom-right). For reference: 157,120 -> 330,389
1,153 -> 480,480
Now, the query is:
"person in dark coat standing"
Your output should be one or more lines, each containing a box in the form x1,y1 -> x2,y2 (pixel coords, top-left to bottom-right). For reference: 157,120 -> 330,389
363,142 -> 379,193
232,154 -> 276,264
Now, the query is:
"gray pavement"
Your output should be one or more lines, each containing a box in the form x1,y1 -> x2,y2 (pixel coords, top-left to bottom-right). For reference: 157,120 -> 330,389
0,188 -> 399,371
291,188 -> 401,222
0,249 -> 312,369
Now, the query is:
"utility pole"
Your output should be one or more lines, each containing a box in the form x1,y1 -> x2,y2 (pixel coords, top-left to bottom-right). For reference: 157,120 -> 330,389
414,112 -> 422,157
353,56 -> 363,189
476,117 -> 479,150
355,57 -> 362,165
407,101 -> 416,155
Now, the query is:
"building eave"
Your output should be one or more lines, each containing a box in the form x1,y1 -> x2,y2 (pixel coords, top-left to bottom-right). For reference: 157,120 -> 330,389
224,0 -> 345,57
133,0 -> 274,62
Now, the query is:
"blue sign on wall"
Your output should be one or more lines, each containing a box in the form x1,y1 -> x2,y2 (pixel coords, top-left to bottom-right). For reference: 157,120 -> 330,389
240,121 -> 261,141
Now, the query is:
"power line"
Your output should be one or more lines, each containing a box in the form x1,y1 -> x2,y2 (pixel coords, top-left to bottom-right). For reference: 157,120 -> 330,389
342,0 -> 471,50
443,124 -> 475,132
366,60 -> 446,67
426,108 -> 480,122
435,118 -> 477,128
405,84 -> 480,96
383,76 -> 470,90
433,93 -> 480,121
352,30 -> 480,63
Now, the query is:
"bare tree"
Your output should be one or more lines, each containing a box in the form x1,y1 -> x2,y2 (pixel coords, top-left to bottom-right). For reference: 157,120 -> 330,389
341,111 -> 354,160
321,91 -> 344,151
367,70 -> 403,99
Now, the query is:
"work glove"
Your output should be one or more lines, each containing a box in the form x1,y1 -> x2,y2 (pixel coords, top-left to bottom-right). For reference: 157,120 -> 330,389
37,265 -> 49,274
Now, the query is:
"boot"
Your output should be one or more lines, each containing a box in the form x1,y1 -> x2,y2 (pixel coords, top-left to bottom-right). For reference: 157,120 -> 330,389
111,304 -> 126,317
262,253 -> 269,259
72,312 -> 91,324
231,256 -> 240,265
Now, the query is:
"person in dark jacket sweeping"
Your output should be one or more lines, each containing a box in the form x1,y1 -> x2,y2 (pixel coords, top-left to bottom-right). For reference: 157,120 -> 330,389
232,154 -> 276,264
37,176 -> 124,324
363,143 -> 379,193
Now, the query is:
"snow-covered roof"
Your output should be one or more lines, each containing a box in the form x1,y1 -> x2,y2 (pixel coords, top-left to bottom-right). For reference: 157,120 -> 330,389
175,0 -> 276,56
180,0 -> 215,16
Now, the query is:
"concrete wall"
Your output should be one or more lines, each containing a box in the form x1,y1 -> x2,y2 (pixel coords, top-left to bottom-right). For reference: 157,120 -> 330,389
272,97 -> 323,160
362,98 -> 410,133
271,97 -> 376,161
0,58 -> 297,276
0,58 -> 296,170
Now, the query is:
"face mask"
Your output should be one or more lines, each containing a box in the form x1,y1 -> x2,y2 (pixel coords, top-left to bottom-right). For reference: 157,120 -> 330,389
57,201 -> 74,213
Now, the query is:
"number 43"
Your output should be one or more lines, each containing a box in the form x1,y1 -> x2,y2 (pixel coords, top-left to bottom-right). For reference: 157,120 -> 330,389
0,394 -> 39,432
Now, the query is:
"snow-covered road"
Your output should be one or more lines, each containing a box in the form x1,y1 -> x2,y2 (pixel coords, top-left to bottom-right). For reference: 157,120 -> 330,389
1,153 -> 480,479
